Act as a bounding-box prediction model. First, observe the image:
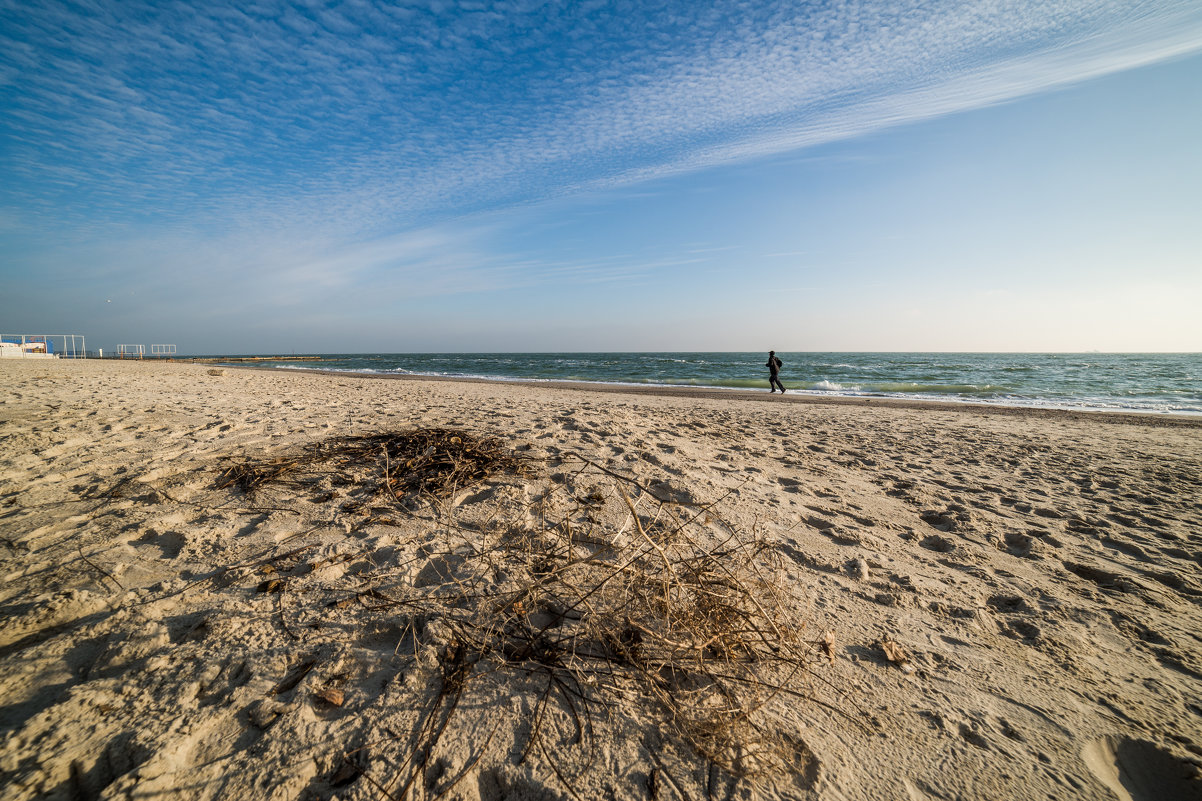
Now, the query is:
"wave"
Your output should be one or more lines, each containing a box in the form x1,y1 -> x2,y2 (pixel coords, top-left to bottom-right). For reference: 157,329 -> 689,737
864,382 -> 1010,396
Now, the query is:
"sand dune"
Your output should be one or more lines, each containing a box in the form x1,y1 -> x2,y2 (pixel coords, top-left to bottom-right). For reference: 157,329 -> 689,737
1,358 -> 1200,800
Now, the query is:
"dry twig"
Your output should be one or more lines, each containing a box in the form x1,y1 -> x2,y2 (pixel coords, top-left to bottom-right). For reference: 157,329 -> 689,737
219,427 -> 841,791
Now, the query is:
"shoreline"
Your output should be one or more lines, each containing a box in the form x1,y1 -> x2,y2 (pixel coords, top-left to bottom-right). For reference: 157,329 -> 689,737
242,362 -> 1202,428
170,351 -> 1202,421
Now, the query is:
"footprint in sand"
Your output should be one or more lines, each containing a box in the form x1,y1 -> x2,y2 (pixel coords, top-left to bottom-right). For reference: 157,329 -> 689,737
1064,561 -> 1134,594
919,535 -> 956,553
1000,531 -> 1043,558
986,594 -> 1031,614
920,511 -> 957,532
134,529 -> 187,559
1082,736 -> 1201,801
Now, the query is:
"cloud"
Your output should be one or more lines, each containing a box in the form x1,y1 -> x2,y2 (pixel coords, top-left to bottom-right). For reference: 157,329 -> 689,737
2,0 -> 1200,249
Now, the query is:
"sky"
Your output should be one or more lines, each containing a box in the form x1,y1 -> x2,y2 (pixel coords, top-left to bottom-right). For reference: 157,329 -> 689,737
1,0 -> 1200,354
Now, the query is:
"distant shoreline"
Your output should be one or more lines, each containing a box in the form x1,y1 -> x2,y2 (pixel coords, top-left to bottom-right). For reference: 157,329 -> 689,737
170,352 -> 1202,420
219,361 -> 1202,428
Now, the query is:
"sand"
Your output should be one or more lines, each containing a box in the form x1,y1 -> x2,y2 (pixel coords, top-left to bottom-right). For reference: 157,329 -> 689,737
1,357 -> 1200,801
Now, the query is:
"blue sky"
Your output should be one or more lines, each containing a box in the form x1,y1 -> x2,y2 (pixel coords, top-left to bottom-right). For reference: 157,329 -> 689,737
2,0 -> 1200,354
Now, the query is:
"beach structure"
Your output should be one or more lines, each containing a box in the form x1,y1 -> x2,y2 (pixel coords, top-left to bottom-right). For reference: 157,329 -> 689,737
150,344 -> 177,358
0,334 -> 86,359
117,344 -> 146,359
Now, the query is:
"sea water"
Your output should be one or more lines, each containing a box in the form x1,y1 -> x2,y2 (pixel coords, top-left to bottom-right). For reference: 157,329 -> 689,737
210,352 -> 1202,416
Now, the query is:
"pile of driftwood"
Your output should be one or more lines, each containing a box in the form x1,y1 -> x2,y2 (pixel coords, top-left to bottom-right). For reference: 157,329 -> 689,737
219,429 -> 832,794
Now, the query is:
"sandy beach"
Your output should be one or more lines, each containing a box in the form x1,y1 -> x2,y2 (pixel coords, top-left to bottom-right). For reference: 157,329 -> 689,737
2,357 -> 1200,801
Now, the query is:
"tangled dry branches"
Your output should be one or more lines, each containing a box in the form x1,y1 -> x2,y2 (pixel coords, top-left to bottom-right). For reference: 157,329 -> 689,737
217,428 -> 527,500
221,429 -> 834,795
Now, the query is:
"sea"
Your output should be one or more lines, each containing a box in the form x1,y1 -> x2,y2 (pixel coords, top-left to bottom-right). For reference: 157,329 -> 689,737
210,352 -> 1202,416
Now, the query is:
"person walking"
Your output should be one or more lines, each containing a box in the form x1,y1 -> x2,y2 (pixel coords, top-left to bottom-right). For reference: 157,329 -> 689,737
767,351 -> 786,393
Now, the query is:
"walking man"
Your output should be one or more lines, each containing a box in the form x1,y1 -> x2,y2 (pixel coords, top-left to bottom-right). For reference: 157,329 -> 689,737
767,351 -> 785,393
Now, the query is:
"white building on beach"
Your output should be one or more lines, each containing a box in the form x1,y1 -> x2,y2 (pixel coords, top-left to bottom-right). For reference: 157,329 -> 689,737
0,334 -> 86,359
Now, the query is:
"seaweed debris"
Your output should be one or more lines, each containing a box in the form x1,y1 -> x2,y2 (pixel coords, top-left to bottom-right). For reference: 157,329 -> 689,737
216,427 -> 527,500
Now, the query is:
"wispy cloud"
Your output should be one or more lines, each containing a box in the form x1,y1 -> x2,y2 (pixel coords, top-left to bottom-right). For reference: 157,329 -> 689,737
2,0 -> 1200,253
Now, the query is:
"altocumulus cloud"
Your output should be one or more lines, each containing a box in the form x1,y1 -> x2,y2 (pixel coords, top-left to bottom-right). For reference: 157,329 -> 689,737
2,0 -> 1201,259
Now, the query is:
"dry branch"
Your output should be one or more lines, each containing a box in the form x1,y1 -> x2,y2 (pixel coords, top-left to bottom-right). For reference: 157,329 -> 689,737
218,427 -> 837,789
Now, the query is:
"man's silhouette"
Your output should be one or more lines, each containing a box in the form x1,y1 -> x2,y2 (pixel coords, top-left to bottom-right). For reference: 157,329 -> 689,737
767,351 -> 785,393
